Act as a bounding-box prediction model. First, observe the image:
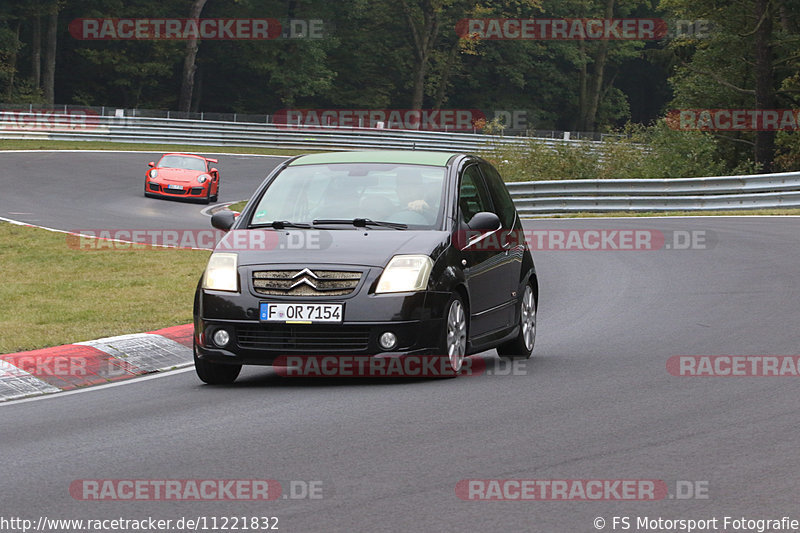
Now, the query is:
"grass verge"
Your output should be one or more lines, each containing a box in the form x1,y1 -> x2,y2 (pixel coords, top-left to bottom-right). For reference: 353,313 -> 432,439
227,200 -> 248,213
0,222 -> 210,354
0,138 -> 319,157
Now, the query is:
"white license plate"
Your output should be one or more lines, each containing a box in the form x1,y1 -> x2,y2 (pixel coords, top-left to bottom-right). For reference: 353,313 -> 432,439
167,184 -> 183,190
260,302 -> 343,323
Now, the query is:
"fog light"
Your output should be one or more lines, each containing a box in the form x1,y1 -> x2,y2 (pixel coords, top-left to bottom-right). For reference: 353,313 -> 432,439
379,331 -> 397,350
213,329 -> 231,347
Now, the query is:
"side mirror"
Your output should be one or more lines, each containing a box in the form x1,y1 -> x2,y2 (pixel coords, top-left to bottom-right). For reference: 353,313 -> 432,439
209,167 -> 218,176
467,211 -> 501,232
211,210 -> 237,231
148,161 -> 155,167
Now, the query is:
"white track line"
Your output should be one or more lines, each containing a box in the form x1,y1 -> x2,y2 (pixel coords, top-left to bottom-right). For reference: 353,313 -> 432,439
0,215 -> 215,251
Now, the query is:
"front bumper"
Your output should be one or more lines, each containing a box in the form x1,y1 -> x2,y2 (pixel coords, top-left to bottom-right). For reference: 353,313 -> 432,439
194,289 -> 450,366
147,182 -> 208,198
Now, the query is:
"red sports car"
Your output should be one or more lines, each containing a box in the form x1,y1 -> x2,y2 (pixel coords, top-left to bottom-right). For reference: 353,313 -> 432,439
144,153 -> 220,203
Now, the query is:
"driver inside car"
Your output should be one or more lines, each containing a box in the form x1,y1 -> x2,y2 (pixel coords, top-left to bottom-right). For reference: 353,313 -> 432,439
395,167 -> 437,215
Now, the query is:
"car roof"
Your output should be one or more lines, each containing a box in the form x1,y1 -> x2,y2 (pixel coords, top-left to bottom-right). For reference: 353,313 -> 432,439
288,150 -> 459,167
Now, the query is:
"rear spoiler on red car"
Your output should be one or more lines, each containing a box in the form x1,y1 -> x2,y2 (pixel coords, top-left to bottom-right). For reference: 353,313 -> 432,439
207,158 -> 218,164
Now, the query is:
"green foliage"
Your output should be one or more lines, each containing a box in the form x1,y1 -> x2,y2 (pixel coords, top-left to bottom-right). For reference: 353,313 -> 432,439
775,132 -> 800,172
482,120 -> 727,180
0,0 -> 793,175
660,0 -> 800,169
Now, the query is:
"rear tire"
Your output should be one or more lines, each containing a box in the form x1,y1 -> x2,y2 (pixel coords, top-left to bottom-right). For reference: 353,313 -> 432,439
194,342 -> 241,384
497,284 -> 536,359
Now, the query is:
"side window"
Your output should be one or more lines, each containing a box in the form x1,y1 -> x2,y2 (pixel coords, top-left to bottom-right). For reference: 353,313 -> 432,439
458,165 -> 492,224
480,163 -> 516,228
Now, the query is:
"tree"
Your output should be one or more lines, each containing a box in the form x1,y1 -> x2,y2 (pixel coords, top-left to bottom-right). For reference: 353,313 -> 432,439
400,0 -> 542,109
177,0 -> 207,112
42,0 -> 58,104
662,0 -> 800,170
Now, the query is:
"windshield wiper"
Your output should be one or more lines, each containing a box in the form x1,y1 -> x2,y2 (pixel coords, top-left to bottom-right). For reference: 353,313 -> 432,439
312,218 -> 408,230
250,220 -> 313,229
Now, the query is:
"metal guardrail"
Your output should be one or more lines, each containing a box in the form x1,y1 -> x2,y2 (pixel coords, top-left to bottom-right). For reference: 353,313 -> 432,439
0,110 -> 600,153
507,172 -> 800,214
2,110 -> 798,213
0,103 -> 610,139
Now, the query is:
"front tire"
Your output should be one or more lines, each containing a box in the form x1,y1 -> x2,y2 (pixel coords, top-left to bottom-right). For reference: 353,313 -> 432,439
439,293 -> 468,373
194,342 -> 241,384
497,284 -> 536,359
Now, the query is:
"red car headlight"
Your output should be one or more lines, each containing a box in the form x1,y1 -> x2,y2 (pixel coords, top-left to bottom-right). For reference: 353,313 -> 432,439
197,174 -> 210,184
149,169 -> 158,179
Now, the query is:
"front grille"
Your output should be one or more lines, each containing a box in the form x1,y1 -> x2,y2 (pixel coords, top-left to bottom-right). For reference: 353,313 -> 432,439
252,269 -> 362,297
162,186 -> 187,195
236,324 -> 371,352
148,183 -> 160,192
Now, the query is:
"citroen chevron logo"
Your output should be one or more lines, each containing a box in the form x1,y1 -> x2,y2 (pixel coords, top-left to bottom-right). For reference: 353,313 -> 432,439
292,268 -> 319,280
289,268 -> 319,290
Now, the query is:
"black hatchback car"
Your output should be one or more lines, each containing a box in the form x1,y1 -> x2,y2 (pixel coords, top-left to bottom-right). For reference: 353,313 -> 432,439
193,150 -> 537,383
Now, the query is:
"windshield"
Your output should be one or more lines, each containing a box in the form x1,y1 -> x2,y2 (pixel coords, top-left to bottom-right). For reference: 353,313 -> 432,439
157,155 -> 207,172
249,163 -> 446,229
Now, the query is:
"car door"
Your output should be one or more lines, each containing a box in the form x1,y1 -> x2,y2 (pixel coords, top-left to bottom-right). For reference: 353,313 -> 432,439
479,161 -> 524,327
456,163 -> 510,337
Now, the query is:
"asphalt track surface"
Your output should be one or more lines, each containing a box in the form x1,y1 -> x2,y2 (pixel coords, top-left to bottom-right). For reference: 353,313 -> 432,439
2,151 -> 800,532
0,151 -> 286,230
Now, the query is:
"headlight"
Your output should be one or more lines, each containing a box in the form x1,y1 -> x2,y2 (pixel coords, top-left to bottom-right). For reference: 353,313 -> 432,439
197,174 -> 210,183
202,253 -> 239,292
375,255 -> 433,294
149,169 -> 158,179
